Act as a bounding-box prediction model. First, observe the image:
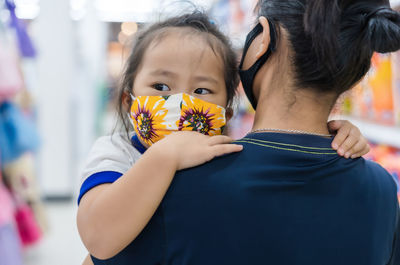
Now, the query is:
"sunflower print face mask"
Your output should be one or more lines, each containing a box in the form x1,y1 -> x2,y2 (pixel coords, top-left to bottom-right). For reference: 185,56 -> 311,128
129,93 -> 226,146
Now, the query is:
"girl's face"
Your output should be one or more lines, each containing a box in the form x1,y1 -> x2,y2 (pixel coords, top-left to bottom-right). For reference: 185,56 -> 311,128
132,31 -> 228,108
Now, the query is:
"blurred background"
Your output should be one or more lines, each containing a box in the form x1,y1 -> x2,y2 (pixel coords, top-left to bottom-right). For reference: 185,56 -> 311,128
0,0 -> 400,264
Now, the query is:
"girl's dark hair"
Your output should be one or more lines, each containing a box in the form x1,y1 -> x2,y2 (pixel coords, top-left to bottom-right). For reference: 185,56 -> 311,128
256,0 -> 400,96
116,11 -> 239,135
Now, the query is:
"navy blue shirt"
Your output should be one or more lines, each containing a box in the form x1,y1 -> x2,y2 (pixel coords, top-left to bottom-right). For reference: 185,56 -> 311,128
92,133 -> 400,265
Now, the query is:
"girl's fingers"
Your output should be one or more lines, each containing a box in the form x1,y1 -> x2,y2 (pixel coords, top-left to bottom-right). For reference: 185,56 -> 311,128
327,120 -> 344,134
338,135 -> 356,157
211,144 -> 243,157
331,124 -> 351,150
346,139 -> 366,158
350,148 -> 368,159
350,142 -> 370,159
337,127 -> 361,157
207,135 -> 234,146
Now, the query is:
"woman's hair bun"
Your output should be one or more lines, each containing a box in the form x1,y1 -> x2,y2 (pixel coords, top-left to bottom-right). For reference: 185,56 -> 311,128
366,7 -> 400,53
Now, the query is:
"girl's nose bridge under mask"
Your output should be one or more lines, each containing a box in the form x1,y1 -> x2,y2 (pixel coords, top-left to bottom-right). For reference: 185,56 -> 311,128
129,93 -> 226,146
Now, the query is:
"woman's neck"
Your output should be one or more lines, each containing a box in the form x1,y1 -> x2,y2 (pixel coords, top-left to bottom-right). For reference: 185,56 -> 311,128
252,84 -> 335,135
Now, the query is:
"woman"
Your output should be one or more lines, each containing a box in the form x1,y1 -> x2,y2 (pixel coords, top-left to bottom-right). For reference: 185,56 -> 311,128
91,0 -> 400,264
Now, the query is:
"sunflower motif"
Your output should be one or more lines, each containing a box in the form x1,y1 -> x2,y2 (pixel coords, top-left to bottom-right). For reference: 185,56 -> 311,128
178,94 -> 226,136
130,96 -> 169,145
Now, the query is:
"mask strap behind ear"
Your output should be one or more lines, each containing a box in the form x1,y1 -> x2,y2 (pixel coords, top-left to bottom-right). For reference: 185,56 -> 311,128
239,23 -> 264,68
239,19 -> 277,70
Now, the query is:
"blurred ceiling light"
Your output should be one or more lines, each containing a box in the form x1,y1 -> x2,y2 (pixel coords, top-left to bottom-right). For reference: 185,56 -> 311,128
70,0 -> 87,20
118,31 -> 129,44
94,0 -> 215,22
14,0 -> 40,19
391,0 -> 400,6
95,0 -> 156,22
121,22 -> 138,36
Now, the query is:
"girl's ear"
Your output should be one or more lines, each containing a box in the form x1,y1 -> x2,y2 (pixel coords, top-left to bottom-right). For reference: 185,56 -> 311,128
225,107 -> 234,122
122,91 -> 131,112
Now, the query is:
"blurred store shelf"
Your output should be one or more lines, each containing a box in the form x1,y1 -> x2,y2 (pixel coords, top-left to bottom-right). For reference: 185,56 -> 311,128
24,202 -> 86,265
340,116 -> 400,148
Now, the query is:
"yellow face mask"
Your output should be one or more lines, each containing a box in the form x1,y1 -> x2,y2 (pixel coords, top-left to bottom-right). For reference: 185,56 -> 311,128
129,93 -> 226,146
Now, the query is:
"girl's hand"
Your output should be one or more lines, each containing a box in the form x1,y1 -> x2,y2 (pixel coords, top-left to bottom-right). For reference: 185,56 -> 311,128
328,120 -> 370,159
149,131 -> 243,171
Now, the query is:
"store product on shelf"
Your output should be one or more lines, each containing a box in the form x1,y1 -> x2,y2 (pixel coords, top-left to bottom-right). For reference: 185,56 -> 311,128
0,33 -> 24,102
336,53 -> 395,124
393,51 -> 400,126
3,153 -> 48,235
0,169 -> 14,229
365,144 -> 400,200
5,0 -> 36,58
1,1 -> 44,258
0,156 -> 24,265
333,52 -> 399,126
13,197 -> 42,247
368,54 -> 395,125
0,223 -> 24,265
0,101 -> 40,165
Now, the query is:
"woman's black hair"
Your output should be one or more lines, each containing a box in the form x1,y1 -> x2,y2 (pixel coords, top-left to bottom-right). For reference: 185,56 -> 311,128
116,11 -> 239,135
256,0 -> 400,96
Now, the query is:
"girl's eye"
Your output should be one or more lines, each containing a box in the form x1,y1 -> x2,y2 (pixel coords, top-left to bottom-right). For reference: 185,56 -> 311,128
152,84 -> 170,91
194,88 -> 211,95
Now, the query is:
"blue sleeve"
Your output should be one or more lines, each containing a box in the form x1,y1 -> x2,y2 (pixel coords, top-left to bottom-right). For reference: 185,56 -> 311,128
78,171 -> 123,205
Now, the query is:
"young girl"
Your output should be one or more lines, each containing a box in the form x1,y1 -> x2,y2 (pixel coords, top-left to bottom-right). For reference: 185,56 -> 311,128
77,11 -> 370,264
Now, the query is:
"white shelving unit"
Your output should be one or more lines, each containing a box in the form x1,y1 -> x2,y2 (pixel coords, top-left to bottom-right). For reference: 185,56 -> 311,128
339,116 -> 400,149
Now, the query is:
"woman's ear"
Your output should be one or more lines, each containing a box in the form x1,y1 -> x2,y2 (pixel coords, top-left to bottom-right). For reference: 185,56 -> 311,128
225,107 -> 234,122
255,16 -> 271,59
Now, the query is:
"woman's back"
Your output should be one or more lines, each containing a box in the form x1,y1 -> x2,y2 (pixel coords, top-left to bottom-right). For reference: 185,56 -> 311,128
90,0 -> 400,263
93,133 -> 399,265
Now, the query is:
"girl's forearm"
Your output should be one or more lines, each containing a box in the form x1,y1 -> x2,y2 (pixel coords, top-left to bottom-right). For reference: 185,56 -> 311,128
77,146 -> 177,259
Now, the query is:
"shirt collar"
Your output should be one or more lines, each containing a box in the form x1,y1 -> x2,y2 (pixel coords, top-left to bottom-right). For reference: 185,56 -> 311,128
131,134 -> 147,154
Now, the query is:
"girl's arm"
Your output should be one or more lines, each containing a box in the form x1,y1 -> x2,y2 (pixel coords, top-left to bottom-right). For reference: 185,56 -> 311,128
77,132 -> 242,260
329,120 -> 370,158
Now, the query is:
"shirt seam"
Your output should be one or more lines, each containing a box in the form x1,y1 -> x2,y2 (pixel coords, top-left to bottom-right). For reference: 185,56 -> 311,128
235,139 -> 337,155
240,137 -> 334,150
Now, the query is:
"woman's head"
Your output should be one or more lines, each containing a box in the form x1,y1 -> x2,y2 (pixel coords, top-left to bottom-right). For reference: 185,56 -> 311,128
117,11 -> 239,134
242,0 -> 400,108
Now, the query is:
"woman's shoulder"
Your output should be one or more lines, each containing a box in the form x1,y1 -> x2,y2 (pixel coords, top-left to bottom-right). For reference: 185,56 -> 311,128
358,159 -> 397,199
362,159 -> 394,180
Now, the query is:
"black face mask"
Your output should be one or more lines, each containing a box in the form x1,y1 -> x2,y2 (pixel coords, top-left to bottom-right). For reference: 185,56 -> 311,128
239,21 -> 277,110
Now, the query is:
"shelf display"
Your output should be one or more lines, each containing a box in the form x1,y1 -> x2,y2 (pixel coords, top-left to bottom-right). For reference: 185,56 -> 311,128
365,144 -> 400,201
393,51 -> 400,126
330,51 -> 400,147
0,0 -> 44,261
335,53 -> 398,125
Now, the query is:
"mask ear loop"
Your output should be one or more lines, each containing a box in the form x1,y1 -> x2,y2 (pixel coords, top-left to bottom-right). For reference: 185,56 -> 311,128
127,93 -> 136,126
238,20 -> 277,109
238,20 -> 277,71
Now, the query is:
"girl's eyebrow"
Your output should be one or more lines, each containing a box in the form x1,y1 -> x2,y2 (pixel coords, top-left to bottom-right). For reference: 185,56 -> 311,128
150,69 -> 178,78
194,76 -> 219,84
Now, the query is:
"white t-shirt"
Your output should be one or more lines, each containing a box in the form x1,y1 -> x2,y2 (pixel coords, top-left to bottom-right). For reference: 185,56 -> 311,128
78,133 -> 143,204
